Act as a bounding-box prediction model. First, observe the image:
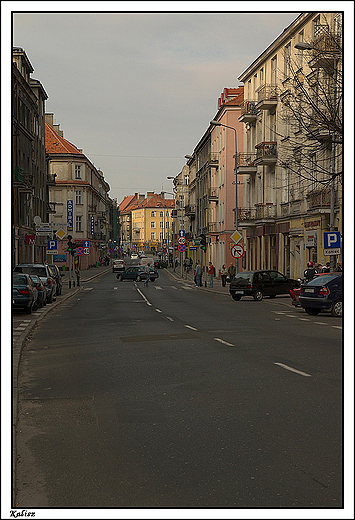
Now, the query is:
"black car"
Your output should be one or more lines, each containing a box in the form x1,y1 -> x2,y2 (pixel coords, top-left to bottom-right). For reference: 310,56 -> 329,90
116,265 -> 159,282
48,264 -> 64,295
229,270 -> 300,301
299,272 -> 342,316
29,275 -> 47,308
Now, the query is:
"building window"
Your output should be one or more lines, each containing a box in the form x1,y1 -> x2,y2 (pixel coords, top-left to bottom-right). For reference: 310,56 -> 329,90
284,43 -> 291,79
260,67 -> 264,83
76,216 -> 82,231
271,56 -> 277,85
160,221 -> 164,228
313,15 -> 321,37
166,222 -> 169,229
297,31 -> 304,68
160,211 -> 164,217
151,232 -> 156,240
151,211 -> 155,217
184,175 -> 189,185
166,211 -> 170,217
75,190 -> 82,204
151,221 -> 156,228
160,232 -> 164,240
75,165 -> 81,179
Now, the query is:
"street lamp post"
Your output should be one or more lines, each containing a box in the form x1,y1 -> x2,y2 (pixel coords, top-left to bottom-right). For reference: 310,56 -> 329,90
210,120 -> 239,273
295,41 -> 338,270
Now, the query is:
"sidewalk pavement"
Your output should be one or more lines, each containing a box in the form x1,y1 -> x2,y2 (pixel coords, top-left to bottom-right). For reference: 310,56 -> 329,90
166,266 -> 230,295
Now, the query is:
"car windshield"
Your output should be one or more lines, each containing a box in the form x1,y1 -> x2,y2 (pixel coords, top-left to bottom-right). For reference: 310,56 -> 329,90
234,273 -> 252,282
307,274 -> 342,285
13,274 -> 28,284
15,266 -> 47,277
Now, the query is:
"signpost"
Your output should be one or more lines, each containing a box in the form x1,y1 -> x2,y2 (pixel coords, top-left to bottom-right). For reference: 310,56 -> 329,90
230,229 -> 243,244
231,244 -> 245,259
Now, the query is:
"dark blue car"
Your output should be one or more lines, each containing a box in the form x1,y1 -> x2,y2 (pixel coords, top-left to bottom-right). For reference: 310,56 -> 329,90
299,272 -> 342,317
116,265 -> 159,282
13,273 -> 38,314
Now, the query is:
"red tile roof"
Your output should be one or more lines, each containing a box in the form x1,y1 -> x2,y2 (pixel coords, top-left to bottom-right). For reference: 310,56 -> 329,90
119,195 -> 137,213
45,121 -> 82,154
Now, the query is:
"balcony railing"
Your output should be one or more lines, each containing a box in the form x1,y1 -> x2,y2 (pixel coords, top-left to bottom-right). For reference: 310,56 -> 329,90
239,100 -> 258,123
184,204 -> 196,216
307,189 -> 335,210
13,168 -> 34,188
47,173 -> 57,185
238,207 -> 256,221
255,142 -> 277,165
309,28 -> 341,69
238,204 -> 276,221
208,189 -> 218,202
208,152 -> 219,165
256,84 -> 278,110
237,152 -> 257,174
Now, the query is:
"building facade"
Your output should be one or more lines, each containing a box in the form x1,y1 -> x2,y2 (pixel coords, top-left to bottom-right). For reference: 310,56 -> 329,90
45,114 -> 118,268
12,47 -> 51,264
237,12 -> 342,278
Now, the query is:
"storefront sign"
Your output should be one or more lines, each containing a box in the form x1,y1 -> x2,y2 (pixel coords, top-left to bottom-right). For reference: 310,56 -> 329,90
90,215 -> 95,234
25,234 -> 36,245
306,230 -> 317,247
304,220 -> 320,229
67,200 -> 73,231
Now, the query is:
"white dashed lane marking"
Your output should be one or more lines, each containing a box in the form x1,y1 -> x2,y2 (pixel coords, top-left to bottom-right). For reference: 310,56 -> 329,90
274,363 -> 312,377
185,325 -> 198,331
332,326 -> 342,330
214,338 -> 234,347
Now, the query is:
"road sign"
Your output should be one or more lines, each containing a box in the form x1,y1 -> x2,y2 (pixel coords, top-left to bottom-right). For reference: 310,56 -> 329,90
178,243 -> 186,252
231,244 -> 245,258
179,230 -> 185,237
56,228 -> 67,240
324,248 -> 341,256
162,248 -> 167,254
83,240 -> 90,248
178,237 -> 186,244
47,239 -> 58,250
77,247 -> 84,256
84,247 -> 90,255
230,230 -> 243,244
323,231 -> 341,249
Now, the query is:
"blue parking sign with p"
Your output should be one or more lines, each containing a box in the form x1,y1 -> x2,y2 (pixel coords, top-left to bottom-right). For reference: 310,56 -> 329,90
323,232 -> 341,249
47,239 -> 57,250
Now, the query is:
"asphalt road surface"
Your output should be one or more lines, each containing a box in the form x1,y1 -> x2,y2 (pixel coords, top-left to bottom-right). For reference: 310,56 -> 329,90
15,268 -> 343,508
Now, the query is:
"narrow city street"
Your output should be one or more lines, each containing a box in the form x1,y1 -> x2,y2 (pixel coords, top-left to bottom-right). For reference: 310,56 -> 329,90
14,268 -> 342,508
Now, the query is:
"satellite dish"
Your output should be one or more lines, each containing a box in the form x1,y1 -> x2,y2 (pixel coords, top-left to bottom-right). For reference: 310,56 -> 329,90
33,216 -> 42,225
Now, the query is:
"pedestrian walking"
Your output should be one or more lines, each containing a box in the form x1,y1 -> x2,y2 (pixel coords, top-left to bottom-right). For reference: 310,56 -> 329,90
194,261 -> 202,287
184,257 -> 190,279
143,263 -> 151,286
322,262 -> 331,273
220,264 -> 228,287
75,269 -> 80,287
228,263 -> 236,280
208,261 -> 215,287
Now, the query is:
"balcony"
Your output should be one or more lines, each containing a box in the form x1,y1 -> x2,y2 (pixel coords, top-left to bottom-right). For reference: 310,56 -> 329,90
239,100 -> 258,123
254,142 -> 277,165
208,152 -> 219,167
184,204 -> 196,217
88,204 -> 97,213
238,207 -> 256,221
307,189 -> 335,212
256,84 -> 278,111
208,189 -> 219,203
97,211 -> 106,220
237,152 -> 257,174
238,204 -> 276,222
13,167 -> 34,191
309,28 -> 341,69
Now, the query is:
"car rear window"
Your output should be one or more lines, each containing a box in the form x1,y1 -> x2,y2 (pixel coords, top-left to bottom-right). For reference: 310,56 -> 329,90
233,273 -> 253,282
13,274 -> 28,284
15,266 -> 47,277
307,274 -> 342,285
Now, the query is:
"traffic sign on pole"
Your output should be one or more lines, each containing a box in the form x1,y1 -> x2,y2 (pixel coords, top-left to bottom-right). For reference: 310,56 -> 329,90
230,230 -> 243,244
178,243 -> 186,252
178,237 -> 186,244
83,247 -> 90,255
231,244 -> 245,258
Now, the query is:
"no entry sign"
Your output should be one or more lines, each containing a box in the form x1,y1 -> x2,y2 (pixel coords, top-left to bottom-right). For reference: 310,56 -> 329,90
231,244 -> 245,258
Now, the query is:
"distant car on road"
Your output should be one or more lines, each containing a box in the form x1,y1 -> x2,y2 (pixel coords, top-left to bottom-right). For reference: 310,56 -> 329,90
116,265 -> 159,282
112,259 -> 126,273
229,270 -> 300,301
130,253 -> 139,260
13,273 -> 38,313
299,272 -> 342,316
13,263 -> 57,303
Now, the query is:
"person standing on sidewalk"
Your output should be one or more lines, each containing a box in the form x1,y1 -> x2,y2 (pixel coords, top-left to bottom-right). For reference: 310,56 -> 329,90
194,261 -> 202,287
228,263 -> 236,281
220,264 -> 228,287
208,261 -> 215,288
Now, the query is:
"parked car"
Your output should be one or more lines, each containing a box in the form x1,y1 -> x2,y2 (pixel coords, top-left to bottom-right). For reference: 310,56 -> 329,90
229,270 -> 300,301
112,259 -> 126,273
290,273 -> 330,307
153,257 -> 167,269
116,265 -> 159,282
29,275 -> 47,308
299,272 -> 342,317
48,264 -> 64,295
130,253 -> 139,260
13,263 -> 57,303
13,273 -> 38,314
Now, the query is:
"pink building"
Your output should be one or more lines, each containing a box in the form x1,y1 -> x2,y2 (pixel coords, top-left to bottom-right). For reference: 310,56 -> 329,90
209,87 -> 244,272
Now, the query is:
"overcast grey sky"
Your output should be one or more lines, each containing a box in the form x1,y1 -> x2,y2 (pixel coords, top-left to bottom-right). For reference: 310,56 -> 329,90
9,6 -> 305,203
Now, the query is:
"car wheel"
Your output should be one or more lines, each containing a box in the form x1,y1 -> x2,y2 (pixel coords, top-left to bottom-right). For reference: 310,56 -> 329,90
232,294 -> 242,301
253,290 -> 263,301
331,300 -> 342,317
136,275 -> 142,282
305,308 -> 321,315
118,274 -> 123,282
